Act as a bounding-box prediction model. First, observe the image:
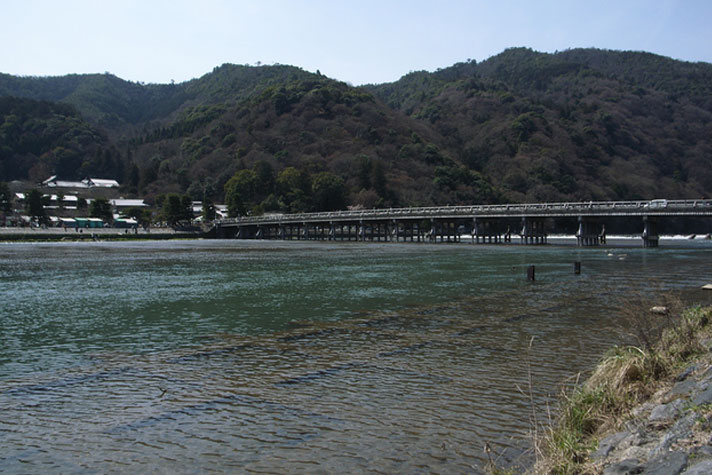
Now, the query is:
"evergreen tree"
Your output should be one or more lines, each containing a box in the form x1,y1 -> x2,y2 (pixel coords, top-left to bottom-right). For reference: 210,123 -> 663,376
26,189 -> 46,223
0,182 -> 12,215
90,198 -> 113,223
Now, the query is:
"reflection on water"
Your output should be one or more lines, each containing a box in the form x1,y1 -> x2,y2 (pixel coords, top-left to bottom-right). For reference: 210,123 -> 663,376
1,240 -> 712,472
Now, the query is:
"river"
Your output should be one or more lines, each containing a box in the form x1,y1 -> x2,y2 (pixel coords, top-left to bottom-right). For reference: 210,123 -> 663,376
1,239 -> 711,473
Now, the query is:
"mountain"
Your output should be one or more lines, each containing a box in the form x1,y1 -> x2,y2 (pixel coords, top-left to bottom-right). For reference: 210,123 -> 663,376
366,48 -> 712,202
2,48 -> 711,211
0,96 -> 120,182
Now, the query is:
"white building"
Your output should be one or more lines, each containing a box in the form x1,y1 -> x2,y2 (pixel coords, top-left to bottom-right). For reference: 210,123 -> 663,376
82,178 -> 120,188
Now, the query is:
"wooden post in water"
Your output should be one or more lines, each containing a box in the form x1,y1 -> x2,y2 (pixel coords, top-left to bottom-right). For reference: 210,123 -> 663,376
527,265 -> 536,281
574,261 -> 581,275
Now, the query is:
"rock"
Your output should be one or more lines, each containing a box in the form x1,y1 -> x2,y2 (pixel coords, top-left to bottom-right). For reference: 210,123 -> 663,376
650,306 -> 668,315
684,459 -> 712,475
693,385 -> 712,406
648,400 -> 683,424
632,401 -> 656,418
603,458 -> 643,475
700,366 -> 712,382
671,379 -> 698,397
694,445 -> 712,457
675,364 -> 697,382
619,446 -> 651,462
642,450 -> 687,475
592,431 -> 631,460
650,414 -> 696,456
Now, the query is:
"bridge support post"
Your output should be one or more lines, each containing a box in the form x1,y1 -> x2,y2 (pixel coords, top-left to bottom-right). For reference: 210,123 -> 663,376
576,217 -> 603,246
520,218 -> 547,245
642,216 -> 659,248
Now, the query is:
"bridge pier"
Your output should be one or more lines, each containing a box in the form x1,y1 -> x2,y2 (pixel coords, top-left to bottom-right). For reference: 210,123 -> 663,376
576,217 -> 605,246
472,218 -> 504,244
642,216 -> 659,248
520,217 -> 547,245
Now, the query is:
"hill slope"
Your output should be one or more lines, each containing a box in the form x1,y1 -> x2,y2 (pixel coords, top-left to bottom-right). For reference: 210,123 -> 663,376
366,48 -> 712,202
2,48 -> 711,210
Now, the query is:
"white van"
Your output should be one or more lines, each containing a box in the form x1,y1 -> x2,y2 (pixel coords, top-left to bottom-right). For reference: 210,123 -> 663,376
648,199 -> 668,209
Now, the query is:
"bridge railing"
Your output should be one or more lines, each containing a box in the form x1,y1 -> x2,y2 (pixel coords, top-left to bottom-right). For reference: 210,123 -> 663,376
215,199 -> 712,226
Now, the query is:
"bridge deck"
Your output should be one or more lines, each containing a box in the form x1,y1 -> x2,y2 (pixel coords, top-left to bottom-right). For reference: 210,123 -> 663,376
217,200 -> 712,227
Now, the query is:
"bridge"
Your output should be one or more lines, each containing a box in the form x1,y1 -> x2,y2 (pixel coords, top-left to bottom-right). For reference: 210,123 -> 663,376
214,199 -> 712,247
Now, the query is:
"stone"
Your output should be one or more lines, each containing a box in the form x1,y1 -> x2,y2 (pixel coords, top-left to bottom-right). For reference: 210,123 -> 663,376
685,459 -> 712,475
694,445 -> 712,457
650,414 -> 696,456
700,365 -> 712,382
642,450 -> 687,475
671,378 -> 698,397
693,385 -> 712,406
603,458 -> 643,475
592,431 -> 631,460
648,400 -> 683,423
675,364 -> 697,382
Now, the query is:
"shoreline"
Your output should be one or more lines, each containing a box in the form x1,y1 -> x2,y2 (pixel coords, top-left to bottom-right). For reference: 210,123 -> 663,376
1,227 -> 710,245
530,303 -> 712,474
0,228 -> 205,242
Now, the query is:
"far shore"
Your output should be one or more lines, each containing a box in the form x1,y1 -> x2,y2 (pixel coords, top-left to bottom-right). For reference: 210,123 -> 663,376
0,226 -> 205,241
1,226 -> 711,246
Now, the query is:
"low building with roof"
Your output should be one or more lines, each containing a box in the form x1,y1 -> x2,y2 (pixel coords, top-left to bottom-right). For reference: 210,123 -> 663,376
42,176 -> 88,189
82,178 -> 120,188
42,176 -> 121,189
110,198 -> 147,209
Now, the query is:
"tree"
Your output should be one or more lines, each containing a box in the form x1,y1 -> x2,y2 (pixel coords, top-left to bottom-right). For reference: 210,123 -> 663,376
25,189 -> 46,223
90,197 -> 113,223
224,169 -> 259,217
253,160 -> 275,197
124,206 -> 151,227
162,193 -> 192,225
202,195 -> 216,221
371,159 -> 388,197
180,194 -> 193,222
126,161 -> 140,191
0,182 -> 12,216
276,167 -> 311,212
357,155 -> 371,189
311,172 -> 347,211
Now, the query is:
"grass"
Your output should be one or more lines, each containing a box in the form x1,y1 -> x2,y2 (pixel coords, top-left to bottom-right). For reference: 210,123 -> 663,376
531,298 -> 712,475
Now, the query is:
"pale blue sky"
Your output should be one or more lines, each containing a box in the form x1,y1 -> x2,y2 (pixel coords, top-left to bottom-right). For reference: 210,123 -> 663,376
3,0 -> 711,85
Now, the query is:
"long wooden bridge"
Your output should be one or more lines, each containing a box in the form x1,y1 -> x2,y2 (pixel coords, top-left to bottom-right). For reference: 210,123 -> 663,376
214,199 -> 712,247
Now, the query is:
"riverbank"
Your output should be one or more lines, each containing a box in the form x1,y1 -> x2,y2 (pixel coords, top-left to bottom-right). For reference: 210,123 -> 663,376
0,227 -> 205,241
531,301 -> 712,474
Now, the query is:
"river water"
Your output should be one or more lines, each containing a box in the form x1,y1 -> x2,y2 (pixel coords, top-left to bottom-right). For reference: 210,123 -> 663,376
2,239 -> 712,473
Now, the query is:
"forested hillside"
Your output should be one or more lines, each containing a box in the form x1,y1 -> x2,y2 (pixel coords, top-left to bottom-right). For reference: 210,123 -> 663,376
366,48 -> 712,202
2,48 -> 711,212
0,97 -> 121,182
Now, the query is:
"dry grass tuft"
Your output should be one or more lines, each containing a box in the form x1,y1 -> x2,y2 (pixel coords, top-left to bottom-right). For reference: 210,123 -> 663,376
532,299 -> 712,475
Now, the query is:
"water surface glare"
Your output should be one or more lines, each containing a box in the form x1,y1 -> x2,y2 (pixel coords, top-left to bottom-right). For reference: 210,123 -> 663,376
2,239 -> 712,473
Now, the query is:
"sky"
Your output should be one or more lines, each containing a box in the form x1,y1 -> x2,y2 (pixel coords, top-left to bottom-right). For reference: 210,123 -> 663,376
3,0 -> 712,86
